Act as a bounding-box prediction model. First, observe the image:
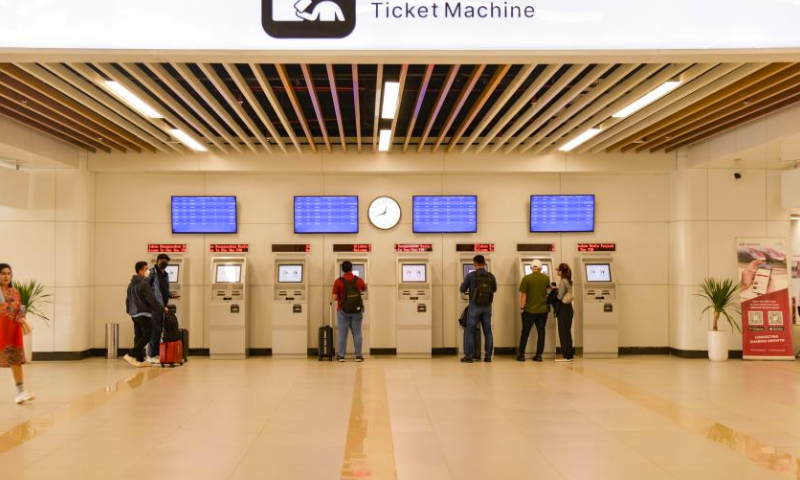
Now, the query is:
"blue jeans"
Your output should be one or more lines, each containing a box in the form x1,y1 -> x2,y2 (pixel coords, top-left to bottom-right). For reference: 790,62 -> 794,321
337,310 -> 364,358
464,304 -> 493,359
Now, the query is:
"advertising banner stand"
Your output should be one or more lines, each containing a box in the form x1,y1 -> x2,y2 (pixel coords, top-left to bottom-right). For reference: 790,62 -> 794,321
737,238 -> 795,360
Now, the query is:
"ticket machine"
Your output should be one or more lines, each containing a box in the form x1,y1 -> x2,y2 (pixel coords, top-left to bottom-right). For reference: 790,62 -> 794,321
578,255 -> 619,358
333,256 -> 371,358
517,254 -> 557,358
396,258 -> 432,358
272,256 -> 308,358
208,257 -> 248,359
457,254 -> 492,359
151,255 -> 186,319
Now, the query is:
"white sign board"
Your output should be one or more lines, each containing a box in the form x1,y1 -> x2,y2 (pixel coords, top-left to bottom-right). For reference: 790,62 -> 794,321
0,0 -> 798,51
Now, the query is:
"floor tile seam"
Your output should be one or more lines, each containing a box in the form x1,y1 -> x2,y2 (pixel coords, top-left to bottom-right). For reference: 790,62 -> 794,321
397,361 -> 456,479
224,363 -> 313,479
569,365 -> 800,478
0,369 -> 170,456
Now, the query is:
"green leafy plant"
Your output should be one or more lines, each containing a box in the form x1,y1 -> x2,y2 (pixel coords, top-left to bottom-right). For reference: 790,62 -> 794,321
11,280 -> 52,325
695,278 -> 741,332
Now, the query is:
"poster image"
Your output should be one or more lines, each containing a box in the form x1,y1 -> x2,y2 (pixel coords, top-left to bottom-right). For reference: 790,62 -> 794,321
737,238 -> 794,360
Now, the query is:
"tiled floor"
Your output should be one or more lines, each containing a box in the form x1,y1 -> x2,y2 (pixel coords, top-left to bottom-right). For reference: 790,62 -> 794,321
1,356 -> 799,479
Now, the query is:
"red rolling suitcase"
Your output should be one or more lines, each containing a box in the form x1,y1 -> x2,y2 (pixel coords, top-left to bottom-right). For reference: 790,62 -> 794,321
160,340 -> 183,367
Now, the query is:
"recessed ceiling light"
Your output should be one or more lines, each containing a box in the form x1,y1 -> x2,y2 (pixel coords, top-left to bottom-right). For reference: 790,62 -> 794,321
612,81 -> 681,119
378,129 -> 392,152
381,81 -> 400,119
559,128 -> 602,152
103,80 -> 163,119
169,129 -> 208,152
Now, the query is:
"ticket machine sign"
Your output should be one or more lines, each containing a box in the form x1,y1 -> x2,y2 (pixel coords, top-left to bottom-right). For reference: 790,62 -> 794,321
210,244 -> 250,253
333,244 -> 372,253
517,244 -> 556,252
148,244 -> 187,253
395,244 -> 433,253
272,244 -> 311,253
456,244 -> 495,252
577,243 -> 616,252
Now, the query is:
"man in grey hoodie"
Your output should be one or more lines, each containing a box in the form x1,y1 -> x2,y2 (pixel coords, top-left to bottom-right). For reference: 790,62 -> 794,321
125,261 -> 162,367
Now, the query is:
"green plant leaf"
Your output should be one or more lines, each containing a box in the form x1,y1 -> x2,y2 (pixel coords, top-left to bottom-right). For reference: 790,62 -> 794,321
695,277 -> 741,332
11,280 -> 52,325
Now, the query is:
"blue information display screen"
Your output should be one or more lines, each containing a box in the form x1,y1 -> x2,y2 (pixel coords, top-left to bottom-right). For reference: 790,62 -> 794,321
413,196 -> 477,233
294,196 -> 359,234
530,195 -> 595,233
171,196 -> 237,234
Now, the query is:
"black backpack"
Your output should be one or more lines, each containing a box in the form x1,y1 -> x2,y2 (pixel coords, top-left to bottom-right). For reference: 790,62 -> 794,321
340,277 -> 364,314
162,311 -> 180,342
472,271 -> 494,306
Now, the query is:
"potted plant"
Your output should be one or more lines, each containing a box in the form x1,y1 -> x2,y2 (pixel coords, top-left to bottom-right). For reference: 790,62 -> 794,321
11,280 -> 52,362
696,278 -> 741,362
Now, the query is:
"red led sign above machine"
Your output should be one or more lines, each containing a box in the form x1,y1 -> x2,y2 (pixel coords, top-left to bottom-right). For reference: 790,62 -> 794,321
333,244 -> 372,253
271,244 -> 311,253
210,244 -> 250,253
517,244 -> 556,252
395,244 -> 434,253
456,244 -> 495,252
148,244 -> 187,253
577,243 -> 617,252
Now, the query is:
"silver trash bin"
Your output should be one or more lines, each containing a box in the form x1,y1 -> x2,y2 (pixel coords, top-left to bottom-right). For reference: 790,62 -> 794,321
106,323 -> 120,359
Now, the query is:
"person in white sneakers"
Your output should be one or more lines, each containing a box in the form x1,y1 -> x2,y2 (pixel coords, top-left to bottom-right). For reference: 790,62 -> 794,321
124,261 -> 162,368
554,263 -> 575,362
0,263 -> 35,404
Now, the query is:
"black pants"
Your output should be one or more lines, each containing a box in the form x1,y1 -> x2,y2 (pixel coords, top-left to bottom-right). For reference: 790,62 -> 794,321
557,303 -> 574,359
519,312 -> 548,357
131,315 -> 152,362
148,308 -> 164,358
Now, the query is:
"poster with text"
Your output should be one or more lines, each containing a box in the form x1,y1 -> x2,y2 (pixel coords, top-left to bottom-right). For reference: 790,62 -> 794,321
737,238 -> 794,360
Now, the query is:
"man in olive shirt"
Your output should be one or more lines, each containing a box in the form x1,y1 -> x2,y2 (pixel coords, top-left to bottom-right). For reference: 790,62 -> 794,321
517,259 -> 551,362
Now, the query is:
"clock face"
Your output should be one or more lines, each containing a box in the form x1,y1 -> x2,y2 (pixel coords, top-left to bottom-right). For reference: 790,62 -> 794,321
368,196 -> 402,230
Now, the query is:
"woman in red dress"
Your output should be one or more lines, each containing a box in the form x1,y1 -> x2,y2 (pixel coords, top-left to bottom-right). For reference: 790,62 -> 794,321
0,263 -> 35,404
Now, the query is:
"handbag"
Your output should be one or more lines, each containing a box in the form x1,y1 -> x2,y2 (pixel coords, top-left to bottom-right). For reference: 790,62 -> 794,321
457,306 -> 468,328
21,318 -> 33,335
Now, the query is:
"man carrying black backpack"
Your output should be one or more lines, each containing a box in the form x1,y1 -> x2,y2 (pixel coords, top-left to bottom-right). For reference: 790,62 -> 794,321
331,261 -> 367,362
459,255 -> 497,363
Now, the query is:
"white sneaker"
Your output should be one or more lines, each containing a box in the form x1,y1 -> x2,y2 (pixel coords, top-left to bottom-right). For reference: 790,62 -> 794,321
123,354 -> 135,366
145,356 -> 160,365
133,360 -> 150,368
14,391 -> 35,405
555,358 -> 573,363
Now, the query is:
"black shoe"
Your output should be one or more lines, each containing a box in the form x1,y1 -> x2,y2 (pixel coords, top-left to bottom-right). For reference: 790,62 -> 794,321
483,357 -> 492,363
460,357 -> 474,363
532,356 -> 543,362
515,356 -> 525,362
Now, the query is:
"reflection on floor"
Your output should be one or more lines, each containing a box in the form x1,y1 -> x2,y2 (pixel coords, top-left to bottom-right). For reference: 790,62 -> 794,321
0,356 -> 799,480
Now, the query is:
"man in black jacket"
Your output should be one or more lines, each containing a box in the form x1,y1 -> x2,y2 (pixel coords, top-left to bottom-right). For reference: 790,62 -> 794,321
146,254 -> 171,363
125,261 -> 162,367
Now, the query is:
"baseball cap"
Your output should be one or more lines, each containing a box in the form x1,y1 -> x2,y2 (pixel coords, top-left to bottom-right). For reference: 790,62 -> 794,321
531,259 -> 542,270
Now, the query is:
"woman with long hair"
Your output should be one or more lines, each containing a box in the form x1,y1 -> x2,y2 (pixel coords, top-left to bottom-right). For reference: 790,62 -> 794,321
0,263 -> 35,404
555,263 -> 575,362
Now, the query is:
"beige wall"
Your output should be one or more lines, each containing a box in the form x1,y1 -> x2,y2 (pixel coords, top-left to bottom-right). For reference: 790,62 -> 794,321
0,164 -> 95,353
92,169 -> 671,351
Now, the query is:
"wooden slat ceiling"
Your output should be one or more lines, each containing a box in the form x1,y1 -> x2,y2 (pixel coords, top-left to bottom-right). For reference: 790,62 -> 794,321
0,62 -> 797,155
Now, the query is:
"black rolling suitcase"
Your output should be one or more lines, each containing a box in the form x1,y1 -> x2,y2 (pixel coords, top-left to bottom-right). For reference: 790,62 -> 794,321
179,328 -> 189,362
319,304 -> 335,361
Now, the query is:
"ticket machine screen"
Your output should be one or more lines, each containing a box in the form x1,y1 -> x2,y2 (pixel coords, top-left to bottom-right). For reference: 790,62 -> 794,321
348,263 -> 365,279
278,264 -> 304,283
402,264 -> 427,283
586,263 -> 612,282
165,265 -> 179,283
524,264 -> 549,276
215,265 -> 241,283
463,263 -> 476,279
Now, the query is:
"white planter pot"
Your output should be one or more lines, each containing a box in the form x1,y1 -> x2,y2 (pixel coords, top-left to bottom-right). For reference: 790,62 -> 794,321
707,330 -> 729,362
23,333 -> 32,363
